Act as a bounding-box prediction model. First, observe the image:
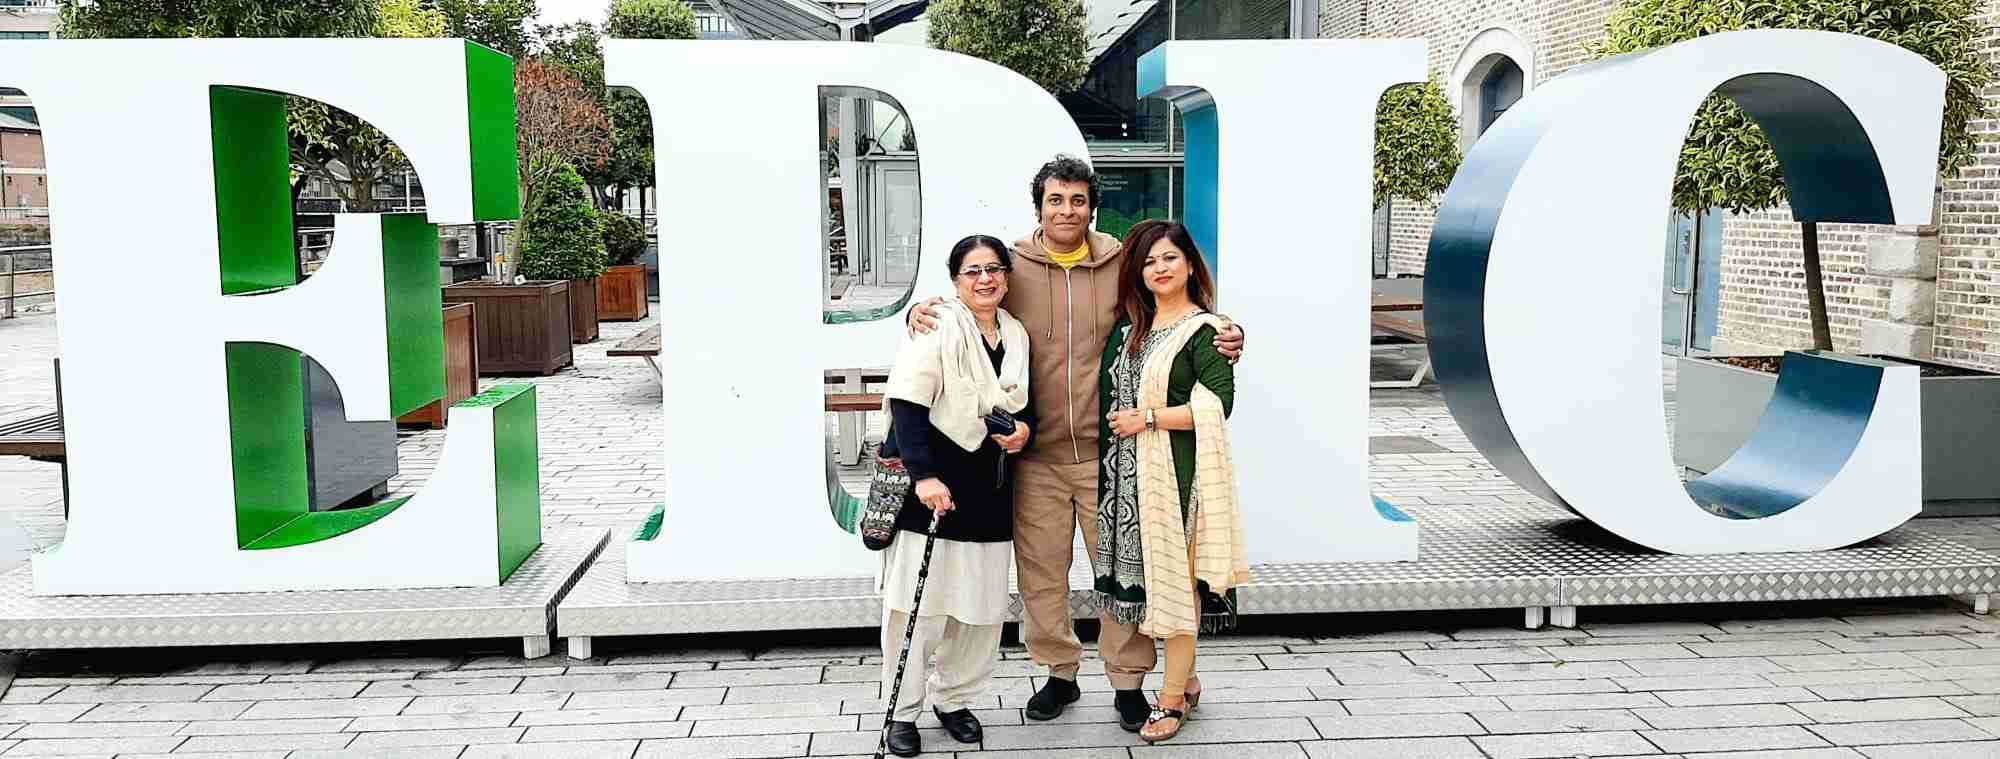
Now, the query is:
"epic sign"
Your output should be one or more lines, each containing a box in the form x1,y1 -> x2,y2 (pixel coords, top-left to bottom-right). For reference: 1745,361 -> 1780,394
0,31 -> 1946,596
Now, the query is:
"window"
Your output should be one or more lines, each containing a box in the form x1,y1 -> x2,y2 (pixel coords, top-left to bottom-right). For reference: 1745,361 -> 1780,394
0,31 -> 51,40
1477,57 -> 1524,136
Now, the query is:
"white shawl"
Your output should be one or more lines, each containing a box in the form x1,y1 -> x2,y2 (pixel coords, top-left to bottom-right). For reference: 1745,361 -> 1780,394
885,299 -> 1031,451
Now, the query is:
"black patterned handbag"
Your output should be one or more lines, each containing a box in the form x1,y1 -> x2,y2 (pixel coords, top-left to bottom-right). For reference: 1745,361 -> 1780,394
861,453 -> 911,551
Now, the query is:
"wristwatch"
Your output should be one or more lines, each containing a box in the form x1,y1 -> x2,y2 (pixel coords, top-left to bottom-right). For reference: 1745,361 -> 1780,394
1144,408 -> 1157,432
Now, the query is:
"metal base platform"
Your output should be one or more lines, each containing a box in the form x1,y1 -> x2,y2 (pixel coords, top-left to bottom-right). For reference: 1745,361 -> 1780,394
0,529 -> 608,659
558,509 -> 2000,657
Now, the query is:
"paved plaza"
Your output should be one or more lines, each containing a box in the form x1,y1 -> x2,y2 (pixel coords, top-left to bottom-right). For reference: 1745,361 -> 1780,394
6,310 -> 2000,757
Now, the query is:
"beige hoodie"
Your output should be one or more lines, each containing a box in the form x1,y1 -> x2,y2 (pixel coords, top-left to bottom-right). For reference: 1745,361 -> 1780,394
1003,228 -> 1125,465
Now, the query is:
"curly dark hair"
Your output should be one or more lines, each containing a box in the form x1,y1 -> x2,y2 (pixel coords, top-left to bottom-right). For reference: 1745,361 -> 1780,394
1029,154 -> 1098,214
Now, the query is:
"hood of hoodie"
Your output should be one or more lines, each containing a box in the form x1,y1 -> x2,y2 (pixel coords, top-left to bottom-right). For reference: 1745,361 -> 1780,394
1014,228 -> 1123,270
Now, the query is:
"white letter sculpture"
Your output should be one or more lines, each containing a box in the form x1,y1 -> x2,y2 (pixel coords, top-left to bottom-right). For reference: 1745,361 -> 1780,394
12,40 -> 539,594
608,41 -> 1090,581
1141,40 -> 1426,562
1425,30 -> 1938,553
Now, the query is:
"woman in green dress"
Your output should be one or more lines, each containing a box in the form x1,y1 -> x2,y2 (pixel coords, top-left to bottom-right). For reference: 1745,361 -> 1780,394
1094,219 -> 1249,744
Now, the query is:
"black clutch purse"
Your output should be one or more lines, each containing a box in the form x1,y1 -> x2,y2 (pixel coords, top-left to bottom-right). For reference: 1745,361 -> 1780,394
984,409 -> 1018,491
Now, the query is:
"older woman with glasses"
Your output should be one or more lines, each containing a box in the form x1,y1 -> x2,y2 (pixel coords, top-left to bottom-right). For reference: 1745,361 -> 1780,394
875,235 -> 1036,757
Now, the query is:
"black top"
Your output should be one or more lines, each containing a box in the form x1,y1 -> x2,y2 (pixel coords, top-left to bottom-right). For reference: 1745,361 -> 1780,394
880,340 -> 1034,543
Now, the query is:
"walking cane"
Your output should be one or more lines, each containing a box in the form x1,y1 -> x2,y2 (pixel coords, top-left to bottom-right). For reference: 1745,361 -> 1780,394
874,511 -> 943,759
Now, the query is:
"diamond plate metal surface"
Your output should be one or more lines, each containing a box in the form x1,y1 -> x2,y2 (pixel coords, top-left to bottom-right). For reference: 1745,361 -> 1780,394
1486,519 -> 2000,606
0,529 -> 608,649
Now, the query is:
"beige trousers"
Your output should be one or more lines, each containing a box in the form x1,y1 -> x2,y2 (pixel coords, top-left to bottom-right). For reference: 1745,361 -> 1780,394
1014,458 -> 1158,689
880,611 -> 1001,722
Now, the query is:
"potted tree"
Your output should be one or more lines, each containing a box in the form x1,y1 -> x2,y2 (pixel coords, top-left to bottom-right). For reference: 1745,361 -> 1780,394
518,164 -> 607,344
597,211 -> 650,321
1589,0 -> 2000,514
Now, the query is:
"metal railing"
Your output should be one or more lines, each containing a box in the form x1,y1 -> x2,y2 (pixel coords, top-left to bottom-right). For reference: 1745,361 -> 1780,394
0,244 -> 52,320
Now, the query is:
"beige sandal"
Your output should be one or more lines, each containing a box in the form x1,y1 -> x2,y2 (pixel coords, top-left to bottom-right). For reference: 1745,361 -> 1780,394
1139,705 -> 1187,743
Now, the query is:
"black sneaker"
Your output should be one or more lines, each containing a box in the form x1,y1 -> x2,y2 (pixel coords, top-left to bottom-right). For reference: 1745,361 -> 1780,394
934,706 -> 982,743
1115,688 -> 1151,732
1024,676 -> 1080,721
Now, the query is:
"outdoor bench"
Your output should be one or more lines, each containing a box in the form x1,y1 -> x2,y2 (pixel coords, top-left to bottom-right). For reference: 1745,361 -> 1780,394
1371,311 -> 1433,389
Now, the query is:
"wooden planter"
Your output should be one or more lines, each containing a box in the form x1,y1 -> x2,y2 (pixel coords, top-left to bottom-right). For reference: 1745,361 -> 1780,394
399,303 -> 480,429
443,281 -> 573,376
569,276 -> 601,344
597,264 -> 649,321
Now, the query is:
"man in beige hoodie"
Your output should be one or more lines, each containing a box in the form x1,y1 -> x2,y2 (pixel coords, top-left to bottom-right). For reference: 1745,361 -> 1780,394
911,155 -> 1243,730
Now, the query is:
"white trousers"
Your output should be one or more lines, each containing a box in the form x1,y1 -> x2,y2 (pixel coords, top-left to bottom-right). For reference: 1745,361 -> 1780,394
880,610 -> 1001,722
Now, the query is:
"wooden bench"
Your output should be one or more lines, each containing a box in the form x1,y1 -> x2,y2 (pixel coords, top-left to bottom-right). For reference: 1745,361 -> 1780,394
1371,311 -> 1432,389
0,411 -> 63,463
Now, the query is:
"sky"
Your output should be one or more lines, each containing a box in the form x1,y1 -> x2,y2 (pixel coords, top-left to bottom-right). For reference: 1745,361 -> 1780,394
532,0 -> 611,30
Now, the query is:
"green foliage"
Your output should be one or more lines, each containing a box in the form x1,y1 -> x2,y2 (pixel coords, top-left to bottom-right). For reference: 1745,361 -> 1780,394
1374,80 -> 1462,208
381,0 -> 446,37
437,0 -> 538,58
605,0 -> 698,39
536,21 -> 606,99
57,0 -> 379,38
926,0 -> 1089,95
602,210 -> 648,266
518,164 -> 607,280
1591,0 -> 1990,214
1097,207 -> 1169,241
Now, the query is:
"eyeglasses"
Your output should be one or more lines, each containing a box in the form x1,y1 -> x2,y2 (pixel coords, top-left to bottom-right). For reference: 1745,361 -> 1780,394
956,264 -> 1011,279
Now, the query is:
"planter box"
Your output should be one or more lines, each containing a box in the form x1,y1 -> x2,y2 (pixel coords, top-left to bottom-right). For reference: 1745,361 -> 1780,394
443,281 -> 573,376
597,264 -> 649,321
569,277 -> 600,344
1674,355 -> 2000,516
398,303 -> 480,429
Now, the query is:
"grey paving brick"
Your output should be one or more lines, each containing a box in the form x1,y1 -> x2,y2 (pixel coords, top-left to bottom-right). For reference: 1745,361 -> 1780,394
1138,669 -> 1335,689
1301,737 -> 1485,759
113,752 -> 288,759
463,740 -> 641,758
1480,662 -> 1641,681
79,702 -> 252,722
676,702 -> 839,721
403,693 -> 571,714
1309,713 -> 1485,739
9,678 -> 116,688
1765,670 -> 1927,688
1808,718 -> 1997,744
345,712 -> 519,732
271,671 -> 423,683
1913,665 -> 2000,681
1188,700 -> 1350,719
1403,648 -> 1557,666
1,736 -> 186,755
9,720 -> 182,738
1806,681 -> 1968,700
1791,697 -> 1970,723
0,704 -> 92,722
1912,649 -> 2000,667
1128,742 -> 1310,758
1584,623 -> 1725,637
517,673 -> 679,693
1641,725 -> 1830,753
3,687 -> 56,704
1824,636 -> 1974,654
523,721 -> 695,742
1329,665 -> 1490,685
1626,657 -> 1784,676
1965,715 -> 2000,737
1260,651 -> 1418,668
1550,644 -> 1698,661
44,684 -> 212,703
666,668 -> 821,688
1768,653 -> 1929,672
607,650 -> 751,666
1952,678 -> 2000,694
947,750 -> 1128,758
1951,695 -> 2000,716
567,689 -> 728,709
722,683 -> 877,704
359,677 -> 522,698
287,746 -> 466,759
1341,696 -> 1505,715
348,726 -> 528,748
631,733 -> 810,758
313,657 -> 459,673
1472,709 -> 1650,734
514,707 -> 686,726
1311,683 -> 1470,699
1686,750 -> 1865,759
1855,742 -> 2000,758
1470,730 -> 1658,758
238,697 -> 411,719
805,726 -> 951,755
177,717 -> 352,735
1687,640 -> 1842,658
1657,687 -> 1820,706
1461,679 -> 1626,696
1500,693 -> 1666,711
1634,704 -> 1812,729
1451,629 -> 1588,641
690,715 -> 857,737
202,682 -> 367,701
176,733 -> 356,752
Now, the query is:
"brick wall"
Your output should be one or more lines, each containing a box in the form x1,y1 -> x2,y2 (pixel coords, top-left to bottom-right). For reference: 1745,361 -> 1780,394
1325,0 -> 2000,370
